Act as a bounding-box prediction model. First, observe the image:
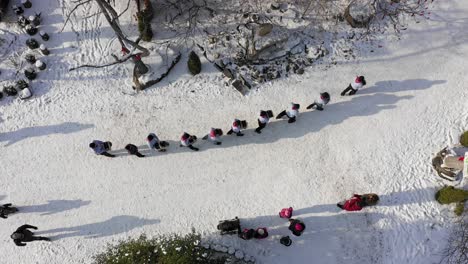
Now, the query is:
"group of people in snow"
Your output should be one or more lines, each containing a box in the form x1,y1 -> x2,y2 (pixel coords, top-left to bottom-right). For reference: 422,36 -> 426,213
0,204 -> 51,246
218,191 -> 379,247
4,76 -> 369,247
88,76 -> 366,157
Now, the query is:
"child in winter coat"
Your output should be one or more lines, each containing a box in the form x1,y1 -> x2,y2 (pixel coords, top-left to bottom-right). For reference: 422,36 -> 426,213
147,133 -> 169,152
276,103 -> 300,123
238,228 -> 255,240
306,92 -> 330,111
255,110 -> 272,134
337,194 -> 379,211
180,132 -> 199,151
279,207 -> 293,219
11,225 -> 50,246
202,128 -> 223,145
227,119 -> 246,136
341,76 -> 366,96
280,236 -> 292,247
254,228 -> 268,239
89,140 -> 115,157
288,219 -> 305,236
125,144 -> 145,158
0,203 -> 18,219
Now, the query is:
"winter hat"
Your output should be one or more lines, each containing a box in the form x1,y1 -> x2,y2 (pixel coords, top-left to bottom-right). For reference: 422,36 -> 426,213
11,233 -> 24,240
89,143 -> 96,148
257,228 -> 265,235
260,111 -> 267,117
295,223 -> 304,231
147,134 -> 154,141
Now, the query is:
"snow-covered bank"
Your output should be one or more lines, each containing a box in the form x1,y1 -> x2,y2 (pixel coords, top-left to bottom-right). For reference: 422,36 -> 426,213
1,0 -> 468,263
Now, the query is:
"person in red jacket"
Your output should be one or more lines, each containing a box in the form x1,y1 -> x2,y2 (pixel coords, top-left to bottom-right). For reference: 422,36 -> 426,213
288,219 -> 305,236
337,194 -> 379,211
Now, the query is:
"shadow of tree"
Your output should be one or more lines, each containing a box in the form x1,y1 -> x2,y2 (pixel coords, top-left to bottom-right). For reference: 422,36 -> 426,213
0,122 -> 94,147
19,199 -> 91,216
36,215 -> 160,240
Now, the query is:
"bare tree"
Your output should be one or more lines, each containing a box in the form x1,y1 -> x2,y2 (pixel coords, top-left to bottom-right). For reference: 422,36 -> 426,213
440,214 -> 468,264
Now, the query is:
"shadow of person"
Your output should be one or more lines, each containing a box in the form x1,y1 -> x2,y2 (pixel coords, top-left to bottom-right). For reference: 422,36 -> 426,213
357,79 -> 446,95
377,186 -> 438,207
36,215 -> 160,240
19,199 -> 91,216
0,122 -> 95,147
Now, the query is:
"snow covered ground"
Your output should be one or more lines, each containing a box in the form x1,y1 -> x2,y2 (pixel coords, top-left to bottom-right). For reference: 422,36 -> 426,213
1,0 -> 468,263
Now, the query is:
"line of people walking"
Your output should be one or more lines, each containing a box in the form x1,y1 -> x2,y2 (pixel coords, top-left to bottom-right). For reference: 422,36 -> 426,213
89,76 -> 366,157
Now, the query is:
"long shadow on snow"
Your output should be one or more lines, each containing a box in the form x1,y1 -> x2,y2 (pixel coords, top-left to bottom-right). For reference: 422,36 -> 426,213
0,122 -> 94,147
18,199 -> 91,216
35,215 -> 160,240
286,186 -> 438,216
357,79 -> 446,95
109,79 -> 444,157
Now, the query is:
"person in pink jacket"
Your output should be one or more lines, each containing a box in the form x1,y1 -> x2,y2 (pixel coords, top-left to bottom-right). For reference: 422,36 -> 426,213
279,207 -> 293,219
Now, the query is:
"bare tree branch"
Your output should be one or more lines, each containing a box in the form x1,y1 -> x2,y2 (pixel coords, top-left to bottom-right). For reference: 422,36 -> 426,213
61,0 -> 92,32
69,54 -> 134,71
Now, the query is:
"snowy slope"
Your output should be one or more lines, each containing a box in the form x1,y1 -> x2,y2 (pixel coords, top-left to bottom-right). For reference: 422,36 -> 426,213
1,0 -> 468,263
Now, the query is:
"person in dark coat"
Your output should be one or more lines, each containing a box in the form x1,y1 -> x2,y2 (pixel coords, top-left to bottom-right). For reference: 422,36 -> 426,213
280,236 -> 292,247
180,132 -> 199,151
89,140 -> 115,157
288,219 -> 305,236
341,76 -> 366,96
11,225 -> 50,246
0,203 -> 18,219
238,228 -> 255,240
125,144 -> 145,158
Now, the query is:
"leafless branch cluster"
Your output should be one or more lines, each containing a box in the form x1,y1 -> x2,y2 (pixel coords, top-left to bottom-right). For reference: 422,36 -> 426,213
440,214 -> 468,264
370,0 -> 435,33
162,0 -> 215,39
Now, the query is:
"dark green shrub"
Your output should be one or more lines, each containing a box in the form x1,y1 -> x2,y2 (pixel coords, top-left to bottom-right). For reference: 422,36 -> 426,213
460,131 -> 468,147
93,230 -> 227,264
435,186 -> 468,204
93,235 -> 158,264
188,51 -> 202,75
